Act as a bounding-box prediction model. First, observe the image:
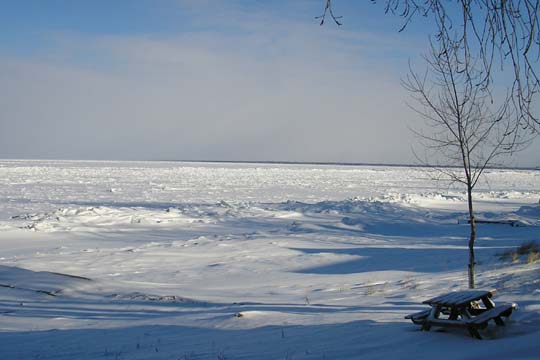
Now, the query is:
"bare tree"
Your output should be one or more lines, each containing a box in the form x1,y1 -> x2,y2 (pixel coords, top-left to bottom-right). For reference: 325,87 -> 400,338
318,0 -> 540,133
404,38 -> 530,288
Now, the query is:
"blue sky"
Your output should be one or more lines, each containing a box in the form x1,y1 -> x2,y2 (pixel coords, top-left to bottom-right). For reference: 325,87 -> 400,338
0,1 -> 538,166
0,1 -> 414,37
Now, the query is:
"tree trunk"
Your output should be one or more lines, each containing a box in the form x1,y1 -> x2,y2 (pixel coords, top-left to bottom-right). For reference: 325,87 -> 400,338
467,184 -> 476,289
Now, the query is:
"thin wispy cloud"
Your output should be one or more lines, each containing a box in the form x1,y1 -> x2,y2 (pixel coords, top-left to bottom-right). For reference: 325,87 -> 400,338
0,1 -> 537,165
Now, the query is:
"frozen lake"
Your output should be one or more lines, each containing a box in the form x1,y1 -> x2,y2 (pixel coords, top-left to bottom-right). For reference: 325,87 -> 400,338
0,160 -> 539,359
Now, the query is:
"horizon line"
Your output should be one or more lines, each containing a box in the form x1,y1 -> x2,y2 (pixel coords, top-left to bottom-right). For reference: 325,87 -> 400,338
157,159 -> 540,171
1,158 -> 538,171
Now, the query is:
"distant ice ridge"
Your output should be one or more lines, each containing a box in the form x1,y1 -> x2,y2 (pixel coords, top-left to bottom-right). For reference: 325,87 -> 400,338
5,196 -> 537,233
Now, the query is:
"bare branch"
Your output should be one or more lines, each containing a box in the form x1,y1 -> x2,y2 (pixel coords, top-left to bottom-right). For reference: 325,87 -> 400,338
361,1 -> 540,131
315,0 -> 343,26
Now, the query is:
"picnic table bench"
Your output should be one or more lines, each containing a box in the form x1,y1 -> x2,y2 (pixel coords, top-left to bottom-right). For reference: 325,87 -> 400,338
405,289 -> 517,339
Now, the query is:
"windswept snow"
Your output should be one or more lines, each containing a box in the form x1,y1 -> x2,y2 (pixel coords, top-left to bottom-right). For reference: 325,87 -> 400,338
0,160 -> 539,359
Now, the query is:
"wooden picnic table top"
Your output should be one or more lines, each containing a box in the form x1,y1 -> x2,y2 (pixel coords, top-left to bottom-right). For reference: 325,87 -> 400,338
407,289 -> 515,339
422,289 -> 496,307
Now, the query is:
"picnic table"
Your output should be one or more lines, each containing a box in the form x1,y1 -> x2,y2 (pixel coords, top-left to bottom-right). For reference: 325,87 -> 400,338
405,289 -> 517,339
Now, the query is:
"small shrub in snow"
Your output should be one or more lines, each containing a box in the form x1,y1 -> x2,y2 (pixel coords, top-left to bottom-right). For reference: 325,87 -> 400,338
499,241 -> 540,263
517,242 -> 540,256
365,285 -> 376,296
527,251 -> 538,264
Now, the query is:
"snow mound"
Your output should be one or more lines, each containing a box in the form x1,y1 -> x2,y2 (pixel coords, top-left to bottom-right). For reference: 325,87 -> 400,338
475,204 -> 540,227
279,198 -> 431,223
110,292 -> 201,304
5,201 -> 260,232
10,206 -> 213,232
477,191 -> 540,200
366,192 -> 465,204
515,204 -> 540,217
0,265 -> 91,296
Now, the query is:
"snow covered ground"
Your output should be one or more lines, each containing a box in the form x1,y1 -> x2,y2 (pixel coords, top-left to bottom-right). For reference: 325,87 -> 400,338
0,160 -> 539,359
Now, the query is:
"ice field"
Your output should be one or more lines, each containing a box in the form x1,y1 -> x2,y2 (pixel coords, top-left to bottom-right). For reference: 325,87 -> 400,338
0,160 -> 539,359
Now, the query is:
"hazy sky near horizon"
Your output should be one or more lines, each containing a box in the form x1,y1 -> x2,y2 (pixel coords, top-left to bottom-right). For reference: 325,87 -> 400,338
1,0 -> 538,166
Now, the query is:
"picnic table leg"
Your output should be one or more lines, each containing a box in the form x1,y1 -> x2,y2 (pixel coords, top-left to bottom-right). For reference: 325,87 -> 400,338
467,326 -> 483,340
493,316 -> 505,326
481,295 -> 505,326
422,306 -> 441,331
458,307 -> 484,339
481,296 -> 495,309
460,307 -> 473,321
449,307 -> 460,320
